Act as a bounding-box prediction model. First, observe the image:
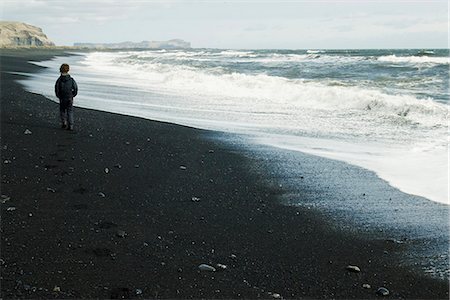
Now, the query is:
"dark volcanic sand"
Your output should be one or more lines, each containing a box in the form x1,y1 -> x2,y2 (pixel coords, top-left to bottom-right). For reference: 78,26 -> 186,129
1,50 -> 448,299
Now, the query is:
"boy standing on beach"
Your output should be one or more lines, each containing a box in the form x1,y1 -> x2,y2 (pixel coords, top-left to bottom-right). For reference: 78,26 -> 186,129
55,63 -> 78,131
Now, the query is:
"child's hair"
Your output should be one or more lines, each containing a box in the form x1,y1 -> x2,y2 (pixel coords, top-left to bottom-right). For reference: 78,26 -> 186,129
60,63 -> 70,73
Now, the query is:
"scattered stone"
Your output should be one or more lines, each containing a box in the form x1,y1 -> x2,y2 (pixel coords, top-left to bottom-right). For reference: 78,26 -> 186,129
191,196 -> 200,202
104,168 -> 110,174
216,263 -> 227,270
376,287 -> 390,296
198,264 -> 216,272
24,129 -> 32,135
98,192 -> 106,198
136,288 -> 143,295
346,265 -> 361,273
363,283 -> 371,289
4,159 -> 11,164
386,238 -> 404,244
116,230 -> 126,238
53,286 -> 61,292
46,187 -> 56,193
272,293 -> 282,299
1,195 -> 10,203
28,213 -> 33,217
179,165 -> 187,170
6,207 -> 16,212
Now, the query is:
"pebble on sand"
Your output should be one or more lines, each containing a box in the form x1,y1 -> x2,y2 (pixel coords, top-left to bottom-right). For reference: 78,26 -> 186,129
376,287 -> 390,296
346,265 -> 361,273
198,264 -> 216,272
180,165 -> 187,170
362,283 -> 371,289
1,195 -> 10,203
104,168 -> 110,174
116,230 -> 127,238
24,129 -> 32,135
191,196 -> 200,202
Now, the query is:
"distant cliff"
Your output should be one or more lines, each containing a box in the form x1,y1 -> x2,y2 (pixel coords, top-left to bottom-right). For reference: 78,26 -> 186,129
74,39 -> 191,49
0,21 -> 55,47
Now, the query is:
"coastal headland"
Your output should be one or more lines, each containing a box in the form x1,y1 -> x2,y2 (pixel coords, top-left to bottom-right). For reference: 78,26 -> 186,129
0,49 -> 448,299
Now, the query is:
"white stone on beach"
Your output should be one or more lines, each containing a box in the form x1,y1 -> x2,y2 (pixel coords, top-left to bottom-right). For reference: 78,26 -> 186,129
191,196 -> 200,202
180,165 -> 187,170
1,195 -> 10,203
98,192 -> 106,198
362,283 -> 371,289
216,263 -> 227,270
24,129 -> 32,135
198,264 -> 216,272
6,207 -> 16,211
104,168 -> 109,174
346,265 -> 361,273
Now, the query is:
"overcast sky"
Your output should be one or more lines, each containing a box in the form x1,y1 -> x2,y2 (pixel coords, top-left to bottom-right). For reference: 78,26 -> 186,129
1,0 -> 448,49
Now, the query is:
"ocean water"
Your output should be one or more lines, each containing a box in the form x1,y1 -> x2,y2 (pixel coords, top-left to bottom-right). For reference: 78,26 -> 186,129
22,48 -> 449,204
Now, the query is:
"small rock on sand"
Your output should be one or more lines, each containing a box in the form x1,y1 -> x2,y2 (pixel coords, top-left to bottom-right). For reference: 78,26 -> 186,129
191,196 -> 200,202
376,287 -> 390,296
198,264 -> 216,272
104,168 -> 109,174
216,263 -> 227,270
116,230 -> 126,238
180,165 -> 187,170
24,129 -> 32,135
362,283 -> 371,289
346,265 -> 361,273
6,207 -> 16,212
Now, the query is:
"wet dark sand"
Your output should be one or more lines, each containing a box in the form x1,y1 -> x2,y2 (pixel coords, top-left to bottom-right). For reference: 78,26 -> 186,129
1,49 -> 448,299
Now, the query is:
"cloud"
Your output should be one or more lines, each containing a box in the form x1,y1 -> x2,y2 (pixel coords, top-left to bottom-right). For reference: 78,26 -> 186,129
1,0 -> 140,24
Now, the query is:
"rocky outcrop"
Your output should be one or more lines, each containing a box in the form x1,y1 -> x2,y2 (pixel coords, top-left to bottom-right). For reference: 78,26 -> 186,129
0,21 -> 55,47
74,39 -> 191,49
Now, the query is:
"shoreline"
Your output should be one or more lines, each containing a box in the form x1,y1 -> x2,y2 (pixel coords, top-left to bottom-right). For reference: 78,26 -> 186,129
1,49 -> 448,299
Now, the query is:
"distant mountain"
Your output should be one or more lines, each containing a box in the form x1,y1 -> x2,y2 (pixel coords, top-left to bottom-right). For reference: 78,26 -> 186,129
0,21 -> 55,47
74,39 -> 191,49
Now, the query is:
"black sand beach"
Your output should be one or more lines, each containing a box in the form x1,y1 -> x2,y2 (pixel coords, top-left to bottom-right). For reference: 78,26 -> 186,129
1,50 -> 448,299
